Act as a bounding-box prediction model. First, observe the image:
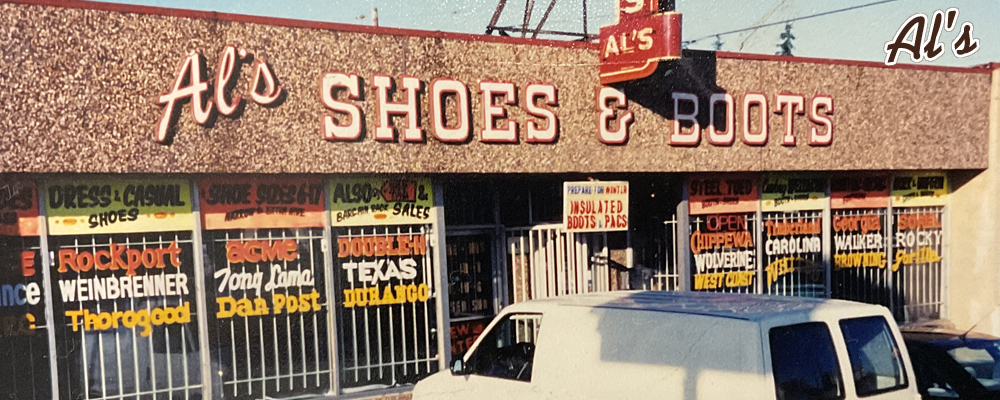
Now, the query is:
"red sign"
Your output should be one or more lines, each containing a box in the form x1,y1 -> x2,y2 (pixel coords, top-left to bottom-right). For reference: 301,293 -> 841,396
830,175 -> 890,209
0,179 -> 39,237
688,175 -> 758,215
198,177 -> 325,230
599,0 -> 682,85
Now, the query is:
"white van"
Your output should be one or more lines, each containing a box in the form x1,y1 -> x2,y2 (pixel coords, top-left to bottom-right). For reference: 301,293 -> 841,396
414,291 -> 919,400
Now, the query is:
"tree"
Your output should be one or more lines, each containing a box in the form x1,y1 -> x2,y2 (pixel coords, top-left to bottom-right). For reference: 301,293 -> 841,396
776,23 -> 795,56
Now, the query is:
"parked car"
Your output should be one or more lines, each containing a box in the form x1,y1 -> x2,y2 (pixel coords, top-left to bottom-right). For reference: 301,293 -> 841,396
413,290 -> 919,400
902,324 -> 1000,399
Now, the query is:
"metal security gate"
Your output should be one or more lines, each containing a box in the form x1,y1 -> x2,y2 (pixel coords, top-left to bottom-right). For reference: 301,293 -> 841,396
202,228 -> 331,400
892,206 -> 945,322
506,224 -> 610,302
654,217 -> 681,291
831,208 -> 893,312
50,232 -> 203,400
332,225 -> 440,392
629,217 -> 681,292
762,211 -> 826,298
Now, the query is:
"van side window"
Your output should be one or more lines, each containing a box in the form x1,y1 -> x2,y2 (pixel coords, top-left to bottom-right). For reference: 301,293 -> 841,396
770,322 -> 845,400
467,313 -> 541,382
840,316 -> 908,396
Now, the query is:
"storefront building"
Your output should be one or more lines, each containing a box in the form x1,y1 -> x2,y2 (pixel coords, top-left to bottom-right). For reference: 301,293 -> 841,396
1,0 -> 999,399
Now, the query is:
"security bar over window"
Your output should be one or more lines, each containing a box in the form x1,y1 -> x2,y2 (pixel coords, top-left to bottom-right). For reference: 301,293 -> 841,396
333,224 -> 440,391
506,224 -> 611,303
49,232 -> 203,400
891,206 -> 945,322
762,210 -> 826,298
202,228 -> 331,400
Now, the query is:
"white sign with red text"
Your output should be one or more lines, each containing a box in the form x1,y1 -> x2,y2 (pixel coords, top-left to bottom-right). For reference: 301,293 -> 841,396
563,181 -> 629,232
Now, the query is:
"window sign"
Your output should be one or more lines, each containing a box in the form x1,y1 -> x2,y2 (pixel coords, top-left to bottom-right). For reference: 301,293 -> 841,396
0,178 -> 50,400
688,176 -> 758,215
830,176 -> 892,309
198,177 -> 331,400
333,225 -> 439,389
329,177 -> 434,227
44,178 -> 203,400
891,173 -> 947,207
563,181 -> 629,232
761,175 -> 827,297
689,213 -> 758,293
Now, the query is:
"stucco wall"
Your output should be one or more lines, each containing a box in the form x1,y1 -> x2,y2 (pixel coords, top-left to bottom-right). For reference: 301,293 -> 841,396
948,66 -> 1000,334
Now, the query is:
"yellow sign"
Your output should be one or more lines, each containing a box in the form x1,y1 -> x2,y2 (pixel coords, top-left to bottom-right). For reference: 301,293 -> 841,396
329,177 -> 434,227
761,175 -> 827,211
45,179 -> 193,235
892,173 -> 948,207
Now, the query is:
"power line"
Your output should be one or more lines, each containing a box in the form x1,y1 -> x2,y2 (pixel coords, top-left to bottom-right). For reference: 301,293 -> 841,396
683,0 -> 901,46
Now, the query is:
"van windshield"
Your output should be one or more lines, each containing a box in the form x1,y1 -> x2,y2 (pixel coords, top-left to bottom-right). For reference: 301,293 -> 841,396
467,313 -> 542,382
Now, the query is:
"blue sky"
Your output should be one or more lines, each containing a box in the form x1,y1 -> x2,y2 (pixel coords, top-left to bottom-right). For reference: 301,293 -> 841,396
90,0 -> 998,67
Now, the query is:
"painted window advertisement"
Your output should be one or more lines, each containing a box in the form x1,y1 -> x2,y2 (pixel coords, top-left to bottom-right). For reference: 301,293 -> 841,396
761,175 -> 827,298
829,176 -> 892,309
891,173 -> 946,321
688,176 -> 758,293
332,225 -> 439,389
330,178 -> 439,389
329,177 -> 434,227
45,178 -> 202,400
198,177 -> 330,400
0,178 -> 50,400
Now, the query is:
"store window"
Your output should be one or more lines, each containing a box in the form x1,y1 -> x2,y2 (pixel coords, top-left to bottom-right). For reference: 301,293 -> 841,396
199,176 -> 331,400
330,177 -> 440,390
687,176 -> 759,294
45,178 -> 204,400
839,316 -> 908,396
467,313 -> 541,382
762,210 -> 825,297
889,173 -> 947,322
760,175 -> 828,298
333,225 -> 439,389
497,179 -> 563,227
447,234 -> 496,359
0,179 -> 50,400
443,181 -> 494,226
769,322 -> 844,400
688,212 -> 758,294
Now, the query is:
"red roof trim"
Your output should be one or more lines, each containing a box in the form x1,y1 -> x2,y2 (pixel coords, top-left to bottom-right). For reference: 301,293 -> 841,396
715,51 -> 994,75
1,0 -> 600,50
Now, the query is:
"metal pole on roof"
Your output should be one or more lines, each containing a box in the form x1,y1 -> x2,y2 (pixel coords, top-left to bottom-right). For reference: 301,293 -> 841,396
521,0 -> 536,37
531,0 -> 558,38
372,8 -> 379,27
486,0 -> 509,35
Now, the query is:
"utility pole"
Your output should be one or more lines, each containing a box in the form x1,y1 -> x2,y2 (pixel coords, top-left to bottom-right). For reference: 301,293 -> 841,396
372,7 -> 379,27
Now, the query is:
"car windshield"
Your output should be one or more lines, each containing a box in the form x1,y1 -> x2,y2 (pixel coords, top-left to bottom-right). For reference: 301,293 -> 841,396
946,339 -> 1000,392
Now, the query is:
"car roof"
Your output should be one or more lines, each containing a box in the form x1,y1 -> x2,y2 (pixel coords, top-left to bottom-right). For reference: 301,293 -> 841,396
902,328 -> 1000,348
504,290 -> 882,322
